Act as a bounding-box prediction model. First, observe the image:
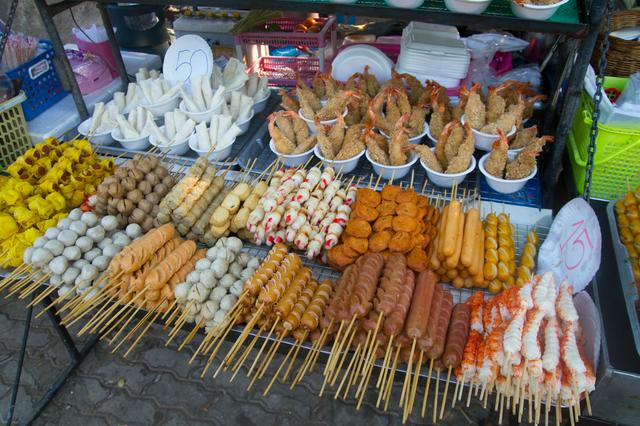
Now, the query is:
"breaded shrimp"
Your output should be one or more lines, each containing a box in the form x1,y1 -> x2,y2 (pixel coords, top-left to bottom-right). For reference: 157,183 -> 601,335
279,89 -> 299,112
505,148 -> 538,180
486,84 -> 508,123
444,121 -> 465,164
462,83 -> 486,129
293,135 -> 316,154
363,65 -> 380,98
435,121 -> 457,168
511,125 -> 538,149
389,113 -> 411,166
316,90 -> 357,121
316,121 -> 336,160
328,109 -> 346,153
274,112 -> 295,142
335,125 -> 365,160
414,145 -> 443,172
484,129 -> 509,178
366,128 -> 390,165
446,123 -> 474,174
269,114 -> 296,155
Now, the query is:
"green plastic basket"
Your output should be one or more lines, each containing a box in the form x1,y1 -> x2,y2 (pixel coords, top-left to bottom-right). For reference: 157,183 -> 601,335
568,107 -> 640,201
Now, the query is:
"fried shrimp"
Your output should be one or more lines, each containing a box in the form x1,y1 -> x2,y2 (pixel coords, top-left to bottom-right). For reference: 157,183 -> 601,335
316,121 -> 336,159
279,89 -> 299,112
335,124 -> 365,160
483,129 -> 510,178
435,121 -> 457,168
444,121 -> 465,165
268,113 -> 296,155
445,123 -> 474,174
486,84 -> 508,123
316,91 -> 357,121
414,145 -> 443,172
328,109 -> 346,153
366,128 -> 391,165
462,83 -> 486,129
389,113 -> 411,166
511,125 -> 538,149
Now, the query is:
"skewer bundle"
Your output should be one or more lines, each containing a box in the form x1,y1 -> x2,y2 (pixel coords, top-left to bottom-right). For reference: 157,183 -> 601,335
327,177 -> 438,272
94,153 -> 176,233
455,273 -> 595,426
247,164 -> 356,259
429,186 -> 485,289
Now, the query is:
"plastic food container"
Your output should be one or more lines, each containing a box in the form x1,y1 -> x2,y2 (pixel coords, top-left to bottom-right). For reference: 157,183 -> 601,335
366,150 -> 418,180
313,144 -> 365,174
461,115 -> 516,151
111,128 -> 150,151
178,98 -> 223,123
510,0 -> 569,20
252,91 -> 271,114
188,134 -> 234,162
149,125 -> 191,155
269,139 -> 314,167
237,110 -> 255,136
444,0 -> 491,14
419,147 -> 476,188
141,93 -> 181,117
380,122 -> 429,144
299,107 -> 348,134
78,117 -> 115,146
386,0 -> 425,8
478,152 -> 536,194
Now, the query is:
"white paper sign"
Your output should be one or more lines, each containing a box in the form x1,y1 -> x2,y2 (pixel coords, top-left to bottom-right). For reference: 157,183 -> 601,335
163,35 -> 213,87
537,197 -> 602,292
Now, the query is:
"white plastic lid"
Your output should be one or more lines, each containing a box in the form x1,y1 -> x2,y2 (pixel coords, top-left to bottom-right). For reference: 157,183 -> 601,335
331,45 -> 394,83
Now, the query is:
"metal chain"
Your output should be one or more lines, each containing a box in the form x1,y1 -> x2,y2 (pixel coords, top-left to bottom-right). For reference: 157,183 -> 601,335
0,0 -> 21,67
583,0 -> 615,201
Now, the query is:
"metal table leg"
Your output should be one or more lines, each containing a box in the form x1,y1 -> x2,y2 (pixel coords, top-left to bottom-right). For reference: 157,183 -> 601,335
5,296 -> 33,425
97,2 -> 130,87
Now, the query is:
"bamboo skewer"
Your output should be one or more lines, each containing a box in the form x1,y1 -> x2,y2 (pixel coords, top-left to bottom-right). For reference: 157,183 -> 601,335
400,338 -> 417,409
123,305 -> 164,358
105,303 -> 142,344
244,319 -> 279,379
200,309 -> 244,377
320,325 -> 356,397
421,359 -> 434,418
407,350 -> 424,422
230,325 -> 266,382
383,345 -> 402,412
178,319 -> 205,351
335,345 -> 361,399
0,264 -> 29,291
439,366 -> 452,420
433,369 -> 441,424
248,331 -> 286,390
281,334 -> 306,383
376,335 -> 395,408
263,339 -> 299,396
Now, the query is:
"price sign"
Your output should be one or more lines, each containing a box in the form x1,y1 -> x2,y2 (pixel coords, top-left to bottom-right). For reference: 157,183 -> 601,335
163,35 -> 213,87
537,198 -> 601,292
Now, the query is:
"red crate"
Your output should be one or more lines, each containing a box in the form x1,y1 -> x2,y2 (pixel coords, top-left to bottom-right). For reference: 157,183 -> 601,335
234,17 -> 335,49
248,56 -> 320,87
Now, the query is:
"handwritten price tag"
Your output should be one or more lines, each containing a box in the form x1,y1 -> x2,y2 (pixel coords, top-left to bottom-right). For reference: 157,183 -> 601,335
538,198 -> 601,292
163,35 -> 213,86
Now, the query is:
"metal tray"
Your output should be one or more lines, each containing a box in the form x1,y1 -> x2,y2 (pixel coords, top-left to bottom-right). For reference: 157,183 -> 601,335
606,201 -> 640,356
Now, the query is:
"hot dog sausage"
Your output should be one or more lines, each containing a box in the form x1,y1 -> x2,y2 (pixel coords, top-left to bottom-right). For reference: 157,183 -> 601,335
426,290 -> 453,360
418,285 -> 443,352
442,303 -> 470,368
383,269 -> 415,336
404,270 -> 437,339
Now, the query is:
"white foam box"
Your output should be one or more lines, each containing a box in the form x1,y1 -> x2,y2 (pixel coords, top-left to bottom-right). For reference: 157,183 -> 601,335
173,15 -> 241,47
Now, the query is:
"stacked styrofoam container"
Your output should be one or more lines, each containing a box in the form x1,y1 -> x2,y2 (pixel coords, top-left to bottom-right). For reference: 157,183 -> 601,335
395,22 -> 470,89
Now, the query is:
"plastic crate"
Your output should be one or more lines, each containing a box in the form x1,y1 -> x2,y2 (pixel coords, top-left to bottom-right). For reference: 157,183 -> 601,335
248,56 -> 320,87
568,106 -> 640,201
234,17 -> 335,49
6,41 -> 66,121
0,92 -> 33,169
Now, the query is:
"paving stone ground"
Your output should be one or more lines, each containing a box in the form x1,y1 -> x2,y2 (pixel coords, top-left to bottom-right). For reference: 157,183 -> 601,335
1,297 -> 498,425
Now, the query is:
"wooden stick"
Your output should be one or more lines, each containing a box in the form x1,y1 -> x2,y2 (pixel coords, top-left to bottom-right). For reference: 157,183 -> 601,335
400,338 -> 417,408
222,303 -> 265,365
356,348 -> 377,411
112,299 -> 164,352
331,327 -> 364,387
336,345 -> 361,400
421,359 -> 434,418
439,366 -> 452,420
433,369 -> 441,424
245,318 -> 279,379
105,303 -> 141,344
383,344 -> 402,412
263,340 -> 298,396
200,308 -> 243,377
230,326 -> 265,382
178,318 -> 204,351
164,300 -> 190,329
320,325 -> 356,397
407,350 -> 424,420
292,324 -> 330,388
452,372 -> 464,408
123,306 -> 163,358
27,284 -> 59,308
0,264 -> 29,290
585,391 -> 592,416
376,334 -> 394,389
249,331 -> 286,389
282,333 -> 306,383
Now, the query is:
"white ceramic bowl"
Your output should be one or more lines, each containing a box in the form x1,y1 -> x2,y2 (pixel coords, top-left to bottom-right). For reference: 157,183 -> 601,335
444,0 -> 491,14
237,110 -> 255,136
269,139 -> 314,167
188,134 -> 235,162
111,129 -> 150,151
148,125 -> 191,156
299,108 -> 348,134
425,125 -> 439,146
78,118 -> 115,146
380,122 -> 429,145
510,0 -> 568,20
386,0 -> 425,8
461,115 -> 517,151
178,98 -> 223,123
419,147 -> 476,188
313,144 -> 365,174
140,93 -> 181,117
252,91 -> 271,114
223,84 -> 245,102
478,152 -> 536,194
365,150 -> 418,180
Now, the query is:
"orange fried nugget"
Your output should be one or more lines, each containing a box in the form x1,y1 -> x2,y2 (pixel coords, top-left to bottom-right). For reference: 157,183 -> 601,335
406,247 -> 429,272
369,230 -> 392,252
395,202 -> 419,217
395,189 -> 417,204
417,196 -> 428,209
328,245 -> 357,269
345,236 -> 369,254
413,232 -> 428,248
345,218 -> 372,238
416,207 -> 427,221
381,185 -> 402,201
342,243 -> 360,258
357,188 -> 381,207
354,203 -> 379,222
372,215 -> 393,232
376,200 -> 397,217
393,216 -> 419,233
388,231 -> 413,253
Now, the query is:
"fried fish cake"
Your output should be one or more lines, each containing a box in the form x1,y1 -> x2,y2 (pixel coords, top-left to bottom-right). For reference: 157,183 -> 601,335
406,247 -> 429,271
327,245 -> 357,269
388,231 -> 412,253
395,202 -> 418,217
392,216 -> 419,233
376,200 -> 397,217
356,188 -> 381,207
416,195 -> 428,209
354,203 -> 379,222
368,231 -> 392,252
372,215 -> 393,232
395,189 -> 417,204
345,218 -> 372,238
381,185 -> 402,201
345,236 -> 369,254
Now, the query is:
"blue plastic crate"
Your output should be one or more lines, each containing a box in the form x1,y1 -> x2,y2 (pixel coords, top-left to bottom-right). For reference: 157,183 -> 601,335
6,40 -> 66,121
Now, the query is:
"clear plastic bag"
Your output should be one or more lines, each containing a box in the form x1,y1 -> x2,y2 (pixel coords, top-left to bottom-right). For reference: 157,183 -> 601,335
616,71 -> 640,113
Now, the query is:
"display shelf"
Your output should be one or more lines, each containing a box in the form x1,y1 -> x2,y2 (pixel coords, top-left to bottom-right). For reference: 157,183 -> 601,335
113,0 -> 588,37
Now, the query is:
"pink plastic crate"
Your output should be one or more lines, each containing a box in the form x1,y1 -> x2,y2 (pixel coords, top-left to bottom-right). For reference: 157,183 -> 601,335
234,17 -> 335,49
248,56 -> 320,87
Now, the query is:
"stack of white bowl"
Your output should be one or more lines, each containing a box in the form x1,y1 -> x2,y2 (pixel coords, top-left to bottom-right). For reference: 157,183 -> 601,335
395,22 -> 470,89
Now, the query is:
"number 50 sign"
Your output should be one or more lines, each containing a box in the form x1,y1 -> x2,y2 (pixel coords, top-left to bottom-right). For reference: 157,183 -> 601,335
163,35 -> 214,86
538,198 -> 602,292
